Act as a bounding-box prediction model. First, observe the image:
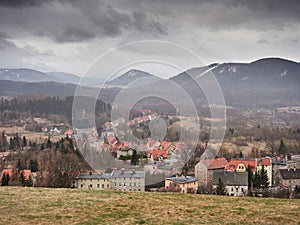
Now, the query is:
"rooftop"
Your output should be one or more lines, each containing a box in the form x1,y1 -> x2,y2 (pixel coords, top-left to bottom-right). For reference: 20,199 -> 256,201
212,170 -> 248,186
166,175 -> 198,184
279,168 -> 300,180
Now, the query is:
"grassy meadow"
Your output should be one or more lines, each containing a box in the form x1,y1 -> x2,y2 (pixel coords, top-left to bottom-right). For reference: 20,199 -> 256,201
0,187 -> 299,225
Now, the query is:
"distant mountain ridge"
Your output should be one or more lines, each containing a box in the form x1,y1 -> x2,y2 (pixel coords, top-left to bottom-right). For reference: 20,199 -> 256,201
1,58 -> 300,107
107,69 -> 155,86
0,68 -> 81,85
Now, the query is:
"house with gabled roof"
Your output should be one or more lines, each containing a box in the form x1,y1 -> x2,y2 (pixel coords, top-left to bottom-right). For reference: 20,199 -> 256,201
212,170 -> 248,196
111,169 -> 145,192
76,172 -> 111,190
147,149 -> 168,162
279,168 -> 300,190
165,175 -> 198,194
195,157 -> 228,190
161,141 -> 175,154
225,157 -> 272,187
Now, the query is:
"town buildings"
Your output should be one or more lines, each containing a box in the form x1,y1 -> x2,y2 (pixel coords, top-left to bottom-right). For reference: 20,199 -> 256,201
76,169 -> 146,192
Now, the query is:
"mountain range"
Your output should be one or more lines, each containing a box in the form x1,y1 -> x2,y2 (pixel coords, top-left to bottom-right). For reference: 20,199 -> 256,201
0,58 -> 300,107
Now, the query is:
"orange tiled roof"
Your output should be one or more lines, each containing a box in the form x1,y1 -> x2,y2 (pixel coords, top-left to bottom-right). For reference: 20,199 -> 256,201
257,157 -> 271,166
161,141 -> 173,150
148,149 -> 168,160
225,159 -> 257,171
201,157 -> 228,170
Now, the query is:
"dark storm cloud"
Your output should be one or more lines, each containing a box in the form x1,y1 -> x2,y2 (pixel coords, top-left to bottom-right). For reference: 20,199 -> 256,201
0,0 -> 299,73
0,0 -> 44,8
54,27 -> 96,43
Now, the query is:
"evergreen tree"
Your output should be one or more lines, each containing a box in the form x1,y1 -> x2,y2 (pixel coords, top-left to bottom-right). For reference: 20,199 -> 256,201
130,149 -> 139,165
1,173 -> 9,186
246,165 -> 253,189
22,136 -> 27,148
260,165 -> 269,188
20,170 -> 25,186
239,151 -> 244,158
278,139 -> 285,155
216,178 -> 226,195
29,159 -> 38,172
46,138 -> 52,149
27,175 -> 33,187
17,159 -> 22,171
253,170 -> 259,188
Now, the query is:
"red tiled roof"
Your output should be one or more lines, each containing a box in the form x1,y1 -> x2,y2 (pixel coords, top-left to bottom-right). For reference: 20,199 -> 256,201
225,159 -> 257,171
161,141 -> 173,151
203,158 -> 228,170
257,157 -> 271,166
107,134 -> 118,145
210,158 -> 228,169
147,149 -> 168,160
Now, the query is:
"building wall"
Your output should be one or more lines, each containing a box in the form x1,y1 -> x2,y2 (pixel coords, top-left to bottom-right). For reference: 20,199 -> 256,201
165,180 -> 199,194
77,178 -> 111,190
111,176 -> 145,192
212,185 -> 248,196
281,179 -> 300,189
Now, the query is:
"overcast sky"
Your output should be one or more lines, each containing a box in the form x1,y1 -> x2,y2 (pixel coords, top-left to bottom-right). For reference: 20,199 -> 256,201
0,0 -> 299,78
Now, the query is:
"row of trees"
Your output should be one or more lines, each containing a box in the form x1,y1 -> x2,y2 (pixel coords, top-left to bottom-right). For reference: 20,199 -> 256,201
1,170 -> 33,187
247,165 -> 269,189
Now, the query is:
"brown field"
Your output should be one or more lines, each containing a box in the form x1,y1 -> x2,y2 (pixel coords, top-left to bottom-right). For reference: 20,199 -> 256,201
0,187 -> 299,225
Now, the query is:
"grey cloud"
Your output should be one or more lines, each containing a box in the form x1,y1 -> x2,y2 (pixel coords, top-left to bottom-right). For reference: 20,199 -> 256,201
55,27 -> 96,43
0,0 -> 44,8
132,12 -> 167,35
257,39 -> 269,44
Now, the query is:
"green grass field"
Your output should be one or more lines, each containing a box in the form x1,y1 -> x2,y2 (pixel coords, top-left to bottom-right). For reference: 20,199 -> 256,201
0,187 -> 299,225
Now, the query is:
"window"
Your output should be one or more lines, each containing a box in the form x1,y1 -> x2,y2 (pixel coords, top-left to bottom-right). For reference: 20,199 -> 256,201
102,184 -> 104,188
231,187 -> 234,192
97,184 -> 99,188
107,184 -> 109,188
134,183 -> 136,186
80,184 -> 83,188
241,188 -> 244,192
138,189 -> 141,191
90,184 -> 92,188
236,188 -> 238,192
114,182 -> 117,187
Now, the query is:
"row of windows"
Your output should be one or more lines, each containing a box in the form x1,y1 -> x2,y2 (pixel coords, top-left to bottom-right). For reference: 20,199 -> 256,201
80,179 -> 110,182
114,182 -> 141,187
114,177 -> 140,181
80,183 -> 110,188
230,187 -> 245,192
118,189 -> 141,192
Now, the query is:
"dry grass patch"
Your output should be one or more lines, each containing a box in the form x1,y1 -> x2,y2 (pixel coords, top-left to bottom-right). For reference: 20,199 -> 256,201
0,187 -> 299,225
